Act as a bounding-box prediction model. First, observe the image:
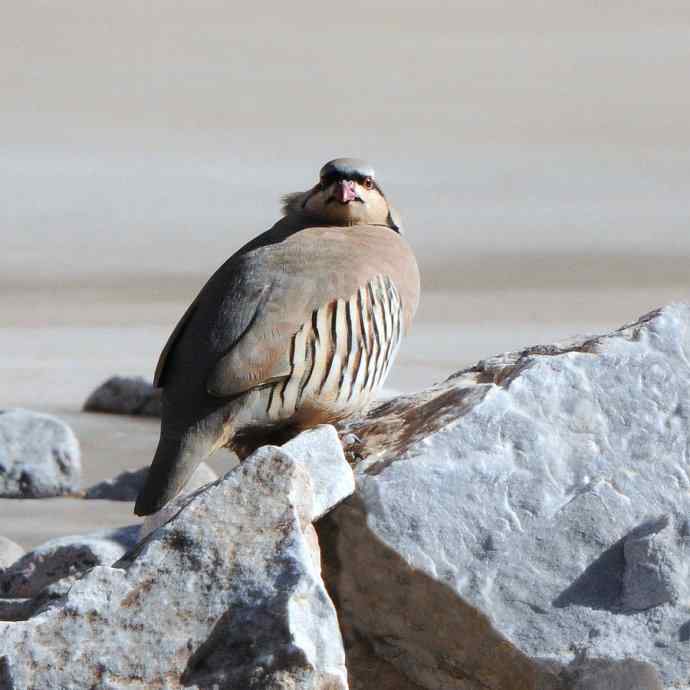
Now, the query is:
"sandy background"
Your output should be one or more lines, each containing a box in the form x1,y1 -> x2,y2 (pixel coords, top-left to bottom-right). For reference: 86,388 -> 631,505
2,1 -> 689,547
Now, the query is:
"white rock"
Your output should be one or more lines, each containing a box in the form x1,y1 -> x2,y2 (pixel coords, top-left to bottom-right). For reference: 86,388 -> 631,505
0,409 -> 81,497
140,425 -> 352,541
326,304 -> 688,689
0,441 -> 350,689
283,425 -> 355,521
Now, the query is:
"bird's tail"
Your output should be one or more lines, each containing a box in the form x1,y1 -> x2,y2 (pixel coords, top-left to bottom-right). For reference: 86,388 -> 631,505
134,426 -> 219,517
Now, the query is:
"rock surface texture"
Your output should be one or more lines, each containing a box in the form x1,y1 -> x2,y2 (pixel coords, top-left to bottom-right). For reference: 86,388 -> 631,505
323,304 -> 690,690
282,426 -> 356,520
0,430 -> 353,689
83,375 -> 162,417
0,409 -> 81,497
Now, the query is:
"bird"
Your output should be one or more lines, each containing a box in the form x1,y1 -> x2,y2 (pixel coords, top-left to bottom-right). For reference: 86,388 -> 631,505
134,158 -> 420,516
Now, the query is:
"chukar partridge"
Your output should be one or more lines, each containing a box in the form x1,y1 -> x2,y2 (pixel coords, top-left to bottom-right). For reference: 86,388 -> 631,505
135,158 -> 419,516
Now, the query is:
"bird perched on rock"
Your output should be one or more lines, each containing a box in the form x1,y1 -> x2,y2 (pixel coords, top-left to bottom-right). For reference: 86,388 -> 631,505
134,158 -> 420,516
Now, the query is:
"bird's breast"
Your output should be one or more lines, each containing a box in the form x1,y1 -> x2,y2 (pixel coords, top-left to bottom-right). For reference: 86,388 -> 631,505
264,274 -> 403,425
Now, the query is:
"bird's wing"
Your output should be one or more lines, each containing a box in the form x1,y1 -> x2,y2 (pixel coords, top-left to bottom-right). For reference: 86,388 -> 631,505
154,298 -> 198,387
153,224 -> 419,399
152,215 -> 302,389
205,226 -> 419,398
153,262 -> 274,391
205,251 -> 367,397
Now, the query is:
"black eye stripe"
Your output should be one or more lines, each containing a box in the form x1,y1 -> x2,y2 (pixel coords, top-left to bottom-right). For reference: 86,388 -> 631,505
320,172 -> 376,187
321,173 -> 370,183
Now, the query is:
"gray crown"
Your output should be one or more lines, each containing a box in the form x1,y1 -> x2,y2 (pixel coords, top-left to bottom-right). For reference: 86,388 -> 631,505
320,158 -> 375,180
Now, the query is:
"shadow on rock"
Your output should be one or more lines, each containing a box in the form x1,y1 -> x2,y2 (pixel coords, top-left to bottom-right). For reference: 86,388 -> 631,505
318,499 -> 564,690
181,599 -> 306,689
554,516 -> 677,614
552,537 -> 626,612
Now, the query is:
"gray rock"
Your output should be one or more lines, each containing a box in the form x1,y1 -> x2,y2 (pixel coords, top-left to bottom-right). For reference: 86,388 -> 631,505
83,375 -> 162,417
622,516 -> 681,611
0,409 -> 81,497
0,438 -> 352,689
0,537 -> 24,569
323,304 -> 690,689
0,598 -> 34,622
0,525 -> 140,598
84,466 -> 149,500
86,461 -> 217,501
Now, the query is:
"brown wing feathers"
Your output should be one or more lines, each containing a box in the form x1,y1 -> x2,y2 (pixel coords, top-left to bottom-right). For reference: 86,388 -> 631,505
202,225 -> 418,399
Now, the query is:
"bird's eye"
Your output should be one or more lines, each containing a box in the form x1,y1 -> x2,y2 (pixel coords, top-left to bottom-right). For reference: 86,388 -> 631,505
363,177 -> 374,190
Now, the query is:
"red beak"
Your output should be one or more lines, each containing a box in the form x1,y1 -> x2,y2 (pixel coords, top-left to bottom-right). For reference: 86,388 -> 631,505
335,180 -> 357,203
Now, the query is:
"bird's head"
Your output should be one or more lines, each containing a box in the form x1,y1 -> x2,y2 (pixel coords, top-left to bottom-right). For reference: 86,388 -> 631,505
282,158 -> 401,232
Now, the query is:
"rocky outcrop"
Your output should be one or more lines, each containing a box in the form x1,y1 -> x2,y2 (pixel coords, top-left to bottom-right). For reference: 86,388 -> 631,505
83,376 -> 162,417
0,526 -> 140,599
0,427 -> 353,689
140,426 -> 352,541
0,409 -> 81,497
7,304 -> 690,688
86,461 -> 217,502
323,304 -> 689,689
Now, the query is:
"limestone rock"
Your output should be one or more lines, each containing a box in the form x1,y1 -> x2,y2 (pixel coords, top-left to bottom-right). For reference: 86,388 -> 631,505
323,304 -> 690,689
140,424 -> 350,541
283,425 -> 356,521
0,525 -> 140,598
0,537 -> 24,569
0,436 -> 352,689
86,461 -> 217,502
0,409 -> 81,497
83,375 -> 162,417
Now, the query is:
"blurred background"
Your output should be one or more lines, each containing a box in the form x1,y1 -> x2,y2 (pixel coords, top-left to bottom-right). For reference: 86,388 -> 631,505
1,3 -> 689,524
